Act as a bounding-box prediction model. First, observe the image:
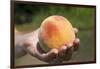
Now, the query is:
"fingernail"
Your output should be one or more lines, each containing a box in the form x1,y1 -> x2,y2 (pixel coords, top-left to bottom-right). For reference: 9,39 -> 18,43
75,38 -> 80,43
68,43 -> 73,47
74,28 -> 78,33
77,38 -> 80,42
62,46 -> 67,50
42,53 -> 46,56
52,49 -> 58,54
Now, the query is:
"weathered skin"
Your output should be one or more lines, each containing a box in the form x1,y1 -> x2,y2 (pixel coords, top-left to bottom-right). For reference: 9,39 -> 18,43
15,27 -> 79,63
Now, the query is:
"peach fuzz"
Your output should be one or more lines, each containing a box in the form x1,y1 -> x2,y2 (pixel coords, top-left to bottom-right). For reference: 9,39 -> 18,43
39,15 -> 75,52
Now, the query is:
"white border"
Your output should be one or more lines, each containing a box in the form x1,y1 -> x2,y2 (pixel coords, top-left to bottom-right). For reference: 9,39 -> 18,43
0,0 -> 100,69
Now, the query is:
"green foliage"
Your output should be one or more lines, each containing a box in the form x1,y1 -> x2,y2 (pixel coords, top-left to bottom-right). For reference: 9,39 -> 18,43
15,4 -> 95,32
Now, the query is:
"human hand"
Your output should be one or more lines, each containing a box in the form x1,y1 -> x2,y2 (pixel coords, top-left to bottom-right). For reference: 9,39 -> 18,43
23,28 -> 80,64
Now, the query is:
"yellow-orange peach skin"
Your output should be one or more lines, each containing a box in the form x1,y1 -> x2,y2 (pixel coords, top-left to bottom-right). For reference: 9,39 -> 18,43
39,15 -> 75,52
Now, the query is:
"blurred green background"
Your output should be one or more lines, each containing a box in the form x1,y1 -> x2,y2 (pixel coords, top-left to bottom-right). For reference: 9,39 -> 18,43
14,3 -> 96,66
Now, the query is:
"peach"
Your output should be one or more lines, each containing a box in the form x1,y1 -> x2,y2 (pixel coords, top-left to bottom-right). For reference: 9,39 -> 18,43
39,15 -> 75,52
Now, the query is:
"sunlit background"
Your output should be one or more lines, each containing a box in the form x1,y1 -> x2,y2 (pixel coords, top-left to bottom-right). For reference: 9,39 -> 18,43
14,2 -> 95,66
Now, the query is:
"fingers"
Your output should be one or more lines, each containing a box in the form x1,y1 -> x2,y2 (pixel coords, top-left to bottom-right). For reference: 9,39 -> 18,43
52,44 -> 73,62
67,43 -> 73,48
73,38 -> 80,51
58,46 -> 67,59
43,49 -> 58,58
73,28 -> 80,51
63,38 -> 80,61
35,47 -> 59,62
59,45 -> 67,51
33,41 -> 79,63
39,46 -> 68,64
50,45 -> 73,63
74,38 -> 80,44
36,43 -> 59,62
65,46 -> 73,61
45,49 -> 59,62
50,46 -> 67,64
50,37 -> 79,62
73,28 -> 78,34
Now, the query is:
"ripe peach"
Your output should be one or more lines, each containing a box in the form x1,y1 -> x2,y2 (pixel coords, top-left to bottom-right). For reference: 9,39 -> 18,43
39,15 -> 75,52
